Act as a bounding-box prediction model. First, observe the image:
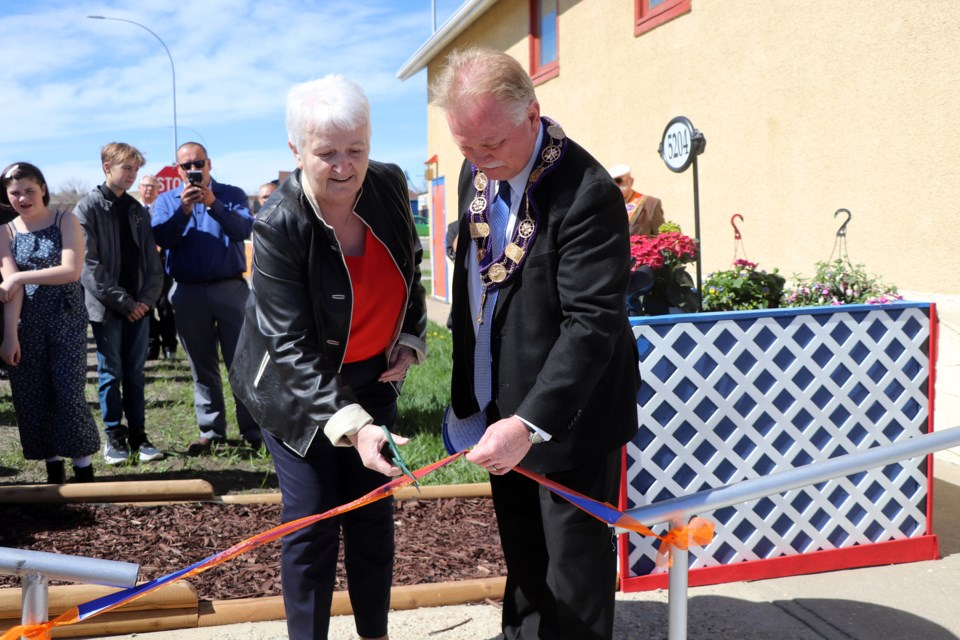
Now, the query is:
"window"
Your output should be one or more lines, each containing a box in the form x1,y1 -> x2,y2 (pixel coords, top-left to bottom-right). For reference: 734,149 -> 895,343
635,0 -> 691,36
530,0 -> 559,83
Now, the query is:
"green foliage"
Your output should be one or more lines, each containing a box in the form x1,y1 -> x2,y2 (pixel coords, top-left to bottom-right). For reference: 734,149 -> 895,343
702,260 -> 785,311
397,322 -> 452,437
395,321 -> 487,485
783,259 -> 901,307
399,431 -> 489,486
0,355 -> 280,492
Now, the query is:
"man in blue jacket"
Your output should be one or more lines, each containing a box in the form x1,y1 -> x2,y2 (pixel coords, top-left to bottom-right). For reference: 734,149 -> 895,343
152,142 -> 261,454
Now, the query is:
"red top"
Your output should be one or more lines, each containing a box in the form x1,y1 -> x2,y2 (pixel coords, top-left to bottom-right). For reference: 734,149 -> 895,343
343,227 -> 405,363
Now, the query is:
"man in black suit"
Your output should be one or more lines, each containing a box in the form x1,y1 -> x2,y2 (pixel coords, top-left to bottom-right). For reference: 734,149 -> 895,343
430,48 -> 641,640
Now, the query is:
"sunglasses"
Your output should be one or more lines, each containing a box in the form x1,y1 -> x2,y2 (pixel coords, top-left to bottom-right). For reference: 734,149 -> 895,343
178,159 -> 207,170
613,176 -> 628,185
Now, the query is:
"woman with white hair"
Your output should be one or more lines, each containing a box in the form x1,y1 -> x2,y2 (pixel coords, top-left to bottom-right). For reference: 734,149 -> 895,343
229,75 -> 426,640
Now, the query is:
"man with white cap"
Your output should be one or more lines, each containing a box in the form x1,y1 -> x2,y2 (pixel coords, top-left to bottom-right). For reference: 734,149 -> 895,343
608,163 -> 664,236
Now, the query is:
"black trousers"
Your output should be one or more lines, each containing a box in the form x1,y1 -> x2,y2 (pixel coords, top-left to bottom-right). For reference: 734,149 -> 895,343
490,448 -> 621,640
264,355 -> 398,640
148,271 -> 178,356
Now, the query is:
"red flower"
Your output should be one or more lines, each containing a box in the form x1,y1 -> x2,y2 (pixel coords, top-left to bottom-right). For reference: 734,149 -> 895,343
630,232 -> 698,272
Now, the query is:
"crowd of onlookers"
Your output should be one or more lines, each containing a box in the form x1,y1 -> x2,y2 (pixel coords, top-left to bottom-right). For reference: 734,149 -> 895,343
0,141 -> 264,484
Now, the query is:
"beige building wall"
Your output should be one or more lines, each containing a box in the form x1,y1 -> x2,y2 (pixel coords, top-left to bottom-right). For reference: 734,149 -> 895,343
424,0 -> 960,294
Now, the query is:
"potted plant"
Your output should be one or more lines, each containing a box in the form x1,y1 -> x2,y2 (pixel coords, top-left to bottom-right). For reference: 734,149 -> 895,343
783,259 -> 902,307
701,259 -> 785,312
628,222 -> 699,316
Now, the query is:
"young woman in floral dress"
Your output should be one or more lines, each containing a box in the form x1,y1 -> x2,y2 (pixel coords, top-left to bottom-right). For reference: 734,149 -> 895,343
0,162 -> 100,484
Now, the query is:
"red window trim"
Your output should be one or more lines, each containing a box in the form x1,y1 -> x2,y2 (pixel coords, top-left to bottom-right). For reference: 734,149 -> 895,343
529,0 -> 559,85
634,0 -> 691,36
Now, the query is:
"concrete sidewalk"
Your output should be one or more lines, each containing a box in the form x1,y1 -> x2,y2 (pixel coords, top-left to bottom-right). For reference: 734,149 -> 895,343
106,293 -> 960,639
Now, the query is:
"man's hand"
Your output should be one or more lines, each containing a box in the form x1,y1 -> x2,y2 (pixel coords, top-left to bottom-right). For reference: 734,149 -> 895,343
127,302 -> 150,323
179,184 -> 215,214
349,423 -> 410,477
465,415 -> 532,475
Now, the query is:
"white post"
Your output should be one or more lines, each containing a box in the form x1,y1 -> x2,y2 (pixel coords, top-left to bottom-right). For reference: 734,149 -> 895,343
613,426 -> 960,639
21,573 -> 50,640
667,524 -> 689,640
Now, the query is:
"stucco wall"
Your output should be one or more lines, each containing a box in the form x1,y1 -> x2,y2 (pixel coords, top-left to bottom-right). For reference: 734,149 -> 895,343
425,0 -> 960,293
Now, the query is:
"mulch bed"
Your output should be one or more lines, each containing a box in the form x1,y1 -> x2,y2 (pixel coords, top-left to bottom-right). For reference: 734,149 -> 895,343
0,497 -> 505,601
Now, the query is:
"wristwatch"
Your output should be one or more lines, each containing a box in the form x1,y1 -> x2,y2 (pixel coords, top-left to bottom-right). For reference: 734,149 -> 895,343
525,424 -> 545,444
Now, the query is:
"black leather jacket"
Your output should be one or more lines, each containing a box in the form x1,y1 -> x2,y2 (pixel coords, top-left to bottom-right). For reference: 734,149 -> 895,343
229,163 -> 427,456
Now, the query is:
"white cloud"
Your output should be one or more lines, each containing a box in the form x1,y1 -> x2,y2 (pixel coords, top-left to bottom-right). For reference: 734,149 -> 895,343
1,0 -> 458,195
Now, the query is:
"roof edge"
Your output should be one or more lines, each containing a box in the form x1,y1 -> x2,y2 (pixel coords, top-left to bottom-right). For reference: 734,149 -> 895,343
396,0 -> 500,81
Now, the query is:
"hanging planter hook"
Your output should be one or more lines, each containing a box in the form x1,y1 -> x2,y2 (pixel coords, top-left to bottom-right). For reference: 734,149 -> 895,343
834,208 -> 852,238
730,213 -> 747,263
730,214 -> 743,240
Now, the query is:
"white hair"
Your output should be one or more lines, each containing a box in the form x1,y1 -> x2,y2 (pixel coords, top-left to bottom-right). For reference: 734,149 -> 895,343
286,75 -> 371,152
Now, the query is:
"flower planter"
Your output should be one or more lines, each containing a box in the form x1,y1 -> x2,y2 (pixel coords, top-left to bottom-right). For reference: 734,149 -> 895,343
620,301 -> 939,591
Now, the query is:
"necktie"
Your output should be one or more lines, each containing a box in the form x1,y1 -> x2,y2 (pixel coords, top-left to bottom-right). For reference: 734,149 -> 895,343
474,182 -> 511,410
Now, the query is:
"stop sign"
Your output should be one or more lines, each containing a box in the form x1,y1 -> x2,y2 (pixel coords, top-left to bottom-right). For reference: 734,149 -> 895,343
155,165 -> 182,194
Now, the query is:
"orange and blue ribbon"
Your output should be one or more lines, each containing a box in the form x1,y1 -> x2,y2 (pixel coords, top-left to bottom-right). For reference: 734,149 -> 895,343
1,452 -> 463,640
513,466 -> 714,567
3,451 -> 713,639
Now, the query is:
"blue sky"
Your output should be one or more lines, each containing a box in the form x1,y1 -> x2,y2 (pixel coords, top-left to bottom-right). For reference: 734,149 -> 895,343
0,0 -> 464,196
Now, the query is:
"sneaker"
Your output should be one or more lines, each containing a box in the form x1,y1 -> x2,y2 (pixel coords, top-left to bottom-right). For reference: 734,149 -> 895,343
137,439 -> 164,462
103,438 -> 131,465
187,436 -> 224,457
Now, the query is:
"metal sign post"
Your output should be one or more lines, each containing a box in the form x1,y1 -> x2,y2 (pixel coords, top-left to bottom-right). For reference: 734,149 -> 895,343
657,116 -> 706,310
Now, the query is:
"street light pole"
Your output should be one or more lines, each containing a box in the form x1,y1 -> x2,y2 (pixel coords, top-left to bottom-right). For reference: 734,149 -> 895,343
87,15 -> 178,161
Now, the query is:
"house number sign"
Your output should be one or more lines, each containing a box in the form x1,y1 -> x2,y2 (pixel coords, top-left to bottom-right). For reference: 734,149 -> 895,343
658,116 -> 706,173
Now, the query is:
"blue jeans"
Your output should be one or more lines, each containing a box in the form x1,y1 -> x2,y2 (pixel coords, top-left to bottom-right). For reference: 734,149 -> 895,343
91,314 -> 150,444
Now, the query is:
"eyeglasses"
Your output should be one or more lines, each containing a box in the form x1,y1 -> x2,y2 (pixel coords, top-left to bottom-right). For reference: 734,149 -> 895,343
178,159 -> 207,171
613,176 -> 628,185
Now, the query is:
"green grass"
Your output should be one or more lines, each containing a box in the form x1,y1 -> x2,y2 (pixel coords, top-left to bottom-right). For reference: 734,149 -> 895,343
420,246 -> 433,297
0,320 -> 484,491
397,323 -> 488,485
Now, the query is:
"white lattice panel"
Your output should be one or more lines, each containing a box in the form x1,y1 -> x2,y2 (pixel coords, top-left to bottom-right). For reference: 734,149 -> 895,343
625,303 -> 932,579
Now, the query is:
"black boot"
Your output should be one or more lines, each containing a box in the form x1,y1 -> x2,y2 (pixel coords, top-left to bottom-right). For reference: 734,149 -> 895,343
46,460 -> 66,484
73,465 -> 95,483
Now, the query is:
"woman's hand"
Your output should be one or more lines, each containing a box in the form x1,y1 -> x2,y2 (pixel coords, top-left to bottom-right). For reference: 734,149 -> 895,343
349,423 -> 410,477
1,336 -> 20,367
379,345 -> 416,383
0,273 -> 21,303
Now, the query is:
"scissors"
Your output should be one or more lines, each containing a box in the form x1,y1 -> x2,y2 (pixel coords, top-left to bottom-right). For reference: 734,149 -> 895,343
379,425 -> 419,491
